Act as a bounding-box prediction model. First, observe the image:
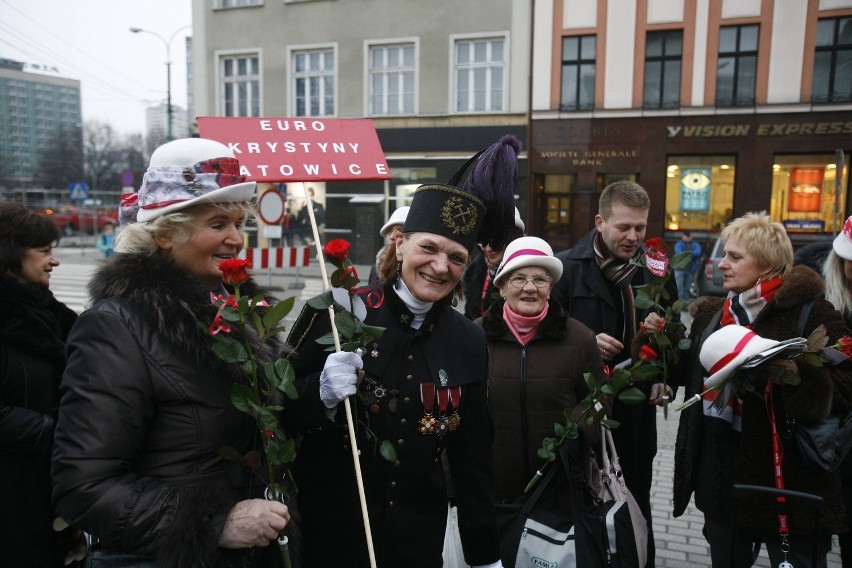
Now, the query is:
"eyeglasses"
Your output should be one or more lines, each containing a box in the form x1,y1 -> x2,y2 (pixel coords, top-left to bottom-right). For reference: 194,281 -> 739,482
507,274 -> 552,289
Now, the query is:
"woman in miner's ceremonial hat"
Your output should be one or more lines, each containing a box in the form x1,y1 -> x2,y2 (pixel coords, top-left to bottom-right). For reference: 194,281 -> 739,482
283,135 -> 520,567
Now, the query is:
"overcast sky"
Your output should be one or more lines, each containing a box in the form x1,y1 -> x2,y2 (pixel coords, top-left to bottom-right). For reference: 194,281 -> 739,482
1,0 -> 193,135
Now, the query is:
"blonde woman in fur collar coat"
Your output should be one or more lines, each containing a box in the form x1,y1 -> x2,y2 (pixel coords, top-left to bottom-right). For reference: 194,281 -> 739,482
643,212 -> 852,568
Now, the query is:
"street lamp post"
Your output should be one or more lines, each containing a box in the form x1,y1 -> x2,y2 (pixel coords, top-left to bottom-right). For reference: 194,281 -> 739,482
129,25 -> 191,142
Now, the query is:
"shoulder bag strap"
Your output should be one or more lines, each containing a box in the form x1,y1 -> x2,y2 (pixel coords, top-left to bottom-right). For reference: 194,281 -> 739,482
796,299 -> 816,337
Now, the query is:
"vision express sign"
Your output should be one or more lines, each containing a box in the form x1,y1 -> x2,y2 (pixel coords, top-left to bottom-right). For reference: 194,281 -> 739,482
197,117 -> 391,182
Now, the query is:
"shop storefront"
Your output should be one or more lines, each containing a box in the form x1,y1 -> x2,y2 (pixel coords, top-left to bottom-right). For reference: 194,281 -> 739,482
528,111 -> 851,253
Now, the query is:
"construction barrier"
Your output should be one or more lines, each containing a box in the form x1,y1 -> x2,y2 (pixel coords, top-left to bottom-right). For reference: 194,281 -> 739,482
240,246 -> 311,269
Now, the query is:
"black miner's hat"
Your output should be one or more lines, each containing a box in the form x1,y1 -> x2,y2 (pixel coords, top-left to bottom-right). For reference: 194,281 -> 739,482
403,135 -> 520,252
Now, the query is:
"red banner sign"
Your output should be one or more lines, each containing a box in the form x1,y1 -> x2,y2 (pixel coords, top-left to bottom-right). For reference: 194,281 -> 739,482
197,117 -> 392,182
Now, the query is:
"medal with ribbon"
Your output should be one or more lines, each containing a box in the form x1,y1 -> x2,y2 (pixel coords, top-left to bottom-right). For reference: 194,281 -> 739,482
419,383 -> 438,434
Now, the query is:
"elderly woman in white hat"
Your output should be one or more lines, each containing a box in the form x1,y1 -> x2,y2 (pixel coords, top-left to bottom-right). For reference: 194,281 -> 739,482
477,236 -> 604,559
666,211 -> 852,567
52,138 -> 292,567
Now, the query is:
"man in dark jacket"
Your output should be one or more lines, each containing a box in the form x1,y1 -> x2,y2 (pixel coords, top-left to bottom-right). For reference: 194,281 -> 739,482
551,180 -> 678,568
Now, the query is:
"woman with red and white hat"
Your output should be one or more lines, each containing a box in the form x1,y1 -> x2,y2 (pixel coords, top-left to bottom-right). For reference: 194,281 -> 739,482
52,138 -> 292,567
660,211 -> 852,567
477,236 -> 605,565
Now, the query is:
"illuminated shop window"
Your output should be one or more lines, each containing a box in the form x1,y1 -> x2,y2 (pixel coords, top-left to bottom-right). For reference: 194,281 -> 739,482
770,154 -> 849,234
664,156 -> 735,232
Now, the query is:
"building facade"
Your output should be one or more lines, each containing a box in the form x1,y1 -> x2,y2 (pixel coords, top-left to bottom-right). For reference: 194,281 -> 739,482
191,0 -> 529,262
0,58 -> 82,190
530,0 -> 852,252
145,101 -> 191,153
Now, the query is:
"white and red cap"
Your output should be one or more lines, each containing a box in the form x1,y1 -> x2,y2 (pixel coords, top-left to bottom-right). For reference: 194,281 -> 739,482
833,215 -> 852,261
121,138 -> 256,224
379,206 -> 410,237
493,236 -> 563,287
700,325 -> 805,388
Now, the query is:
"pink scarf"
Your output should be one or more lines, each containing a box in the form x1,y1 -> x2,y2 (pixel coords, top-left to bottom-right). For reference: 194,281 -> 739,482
503,301 -> 549,345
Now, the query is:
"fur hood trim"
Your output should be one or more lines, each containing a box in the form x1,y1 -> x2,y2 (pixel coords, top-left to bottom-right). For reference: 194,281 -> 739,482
88,254 -> 288,376
1,274 -> 77,361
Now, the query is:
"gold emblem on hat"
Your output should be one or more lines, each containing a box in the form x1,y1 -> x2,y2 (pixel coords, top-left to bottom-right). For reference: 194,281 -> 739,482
440,196 -> 477,236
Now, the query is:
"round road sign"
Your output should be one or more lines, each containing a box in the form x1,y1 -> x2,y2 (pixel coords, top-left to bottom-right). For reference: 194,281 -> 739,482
258,189 -> 285,225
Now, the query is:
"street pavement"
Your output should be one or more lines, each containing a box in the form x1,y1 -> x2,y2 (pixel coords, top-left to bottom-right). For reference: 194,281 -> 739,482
49,244 -> 843,567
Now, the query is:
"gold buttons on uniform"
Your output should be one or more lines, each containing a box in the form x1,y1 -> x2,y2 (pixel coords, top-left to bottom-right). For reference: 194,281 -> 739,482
406,374 -> 413,382
400,418 -> 407,426
394,460 -> 400,467
391,481 -> 397,488
403,397 -> 410,404
407,355 -> 413,362
397,439 -> 404,446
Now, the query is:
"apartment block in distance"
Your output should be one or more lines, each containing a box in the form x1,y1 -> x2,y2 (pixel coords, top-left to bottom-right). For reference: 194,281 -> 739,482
0,58 -> 82,190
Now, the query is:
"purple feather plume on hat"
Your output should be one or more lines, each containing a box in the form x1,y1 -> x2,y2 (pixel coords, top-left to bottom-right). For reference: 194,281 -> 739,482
461,134 -> 520,251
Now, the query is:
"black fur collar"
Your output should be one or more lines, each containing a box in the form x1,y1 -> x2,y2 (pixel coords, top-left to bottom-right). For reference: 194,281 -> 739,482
1,273 -> 77,361
88,254 -> 286,373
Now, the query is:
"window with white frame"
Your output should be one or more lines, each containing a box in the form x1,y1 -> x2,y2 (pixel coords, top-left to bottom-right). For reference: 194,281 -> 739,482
368,43 -> 415,116
293,48 -> 335,117
221,54 -> 260,117
454,37 -> 505,113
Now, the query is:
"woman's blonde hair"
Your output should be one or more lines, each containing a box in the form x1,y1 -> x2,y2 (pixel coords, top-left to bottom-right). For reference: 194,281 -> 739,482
115,201 -> 255,255
720,211 -> 793,279
823,249 -> 852,319
377,233 -> 466,302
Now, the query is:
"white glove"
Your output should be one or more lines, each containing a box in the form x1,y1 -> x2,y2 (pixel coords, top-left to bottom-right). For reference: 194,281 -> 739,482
319,351 -> 363,408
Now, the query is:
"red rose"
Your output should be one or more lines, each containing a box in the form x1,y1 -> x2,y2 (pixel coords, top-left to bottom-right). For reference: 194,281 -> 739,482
837,336 -> 852,358
644,238 -> 665,254
324,239 -> 351,263
218,258 -> 251,285
639,344 -> 658,362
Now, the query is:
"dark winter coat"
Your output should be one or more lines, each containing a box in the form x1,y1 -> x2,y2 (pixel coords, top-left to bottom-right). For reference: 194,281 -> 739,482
673,265 -> 852,536
51,254 -> 290,567
551,228 -> 679,521
283,284 -> 500,568
0,273 -> 78,567
478,298 -> 603,500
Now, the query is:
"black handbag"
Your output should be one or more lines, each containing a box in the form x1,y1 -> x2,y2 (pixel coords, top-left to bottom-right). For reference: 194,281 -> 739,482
497,438 -> 642,568
784,299 -> 852,472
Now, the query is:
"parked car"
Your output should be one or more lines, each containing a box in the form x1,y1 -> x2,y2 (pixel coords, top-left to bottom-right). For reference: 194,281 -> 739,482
43,206 -> 118,235
695,236 -> 726,297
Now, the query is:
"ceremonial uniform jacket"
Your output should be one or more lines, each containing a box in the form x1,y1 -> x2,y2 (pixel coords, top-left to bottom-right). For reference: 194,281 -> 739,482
284,284 -> 500,568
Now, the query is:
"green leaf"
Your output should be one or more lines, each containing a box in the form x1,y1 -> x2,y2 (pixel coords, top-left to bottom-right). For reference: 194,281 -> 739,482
379,440 -> 397,462
230,383 -> 258,413
554,422 -> 565,438
600,384 -> 614,395
220,307 -> 242,323
633,294 -> 655,309
334,311 -> 358,338
602,418 -> 620,430
361,324 -> 385,340
307,291 -> 334,310
670,250 -> 694,270
263,296 -> 296,329
315,333 -> 337,346
583,372 -> 596,391
213,340 -> 248,363
251,311 -> 264,337
564,421 -> 579,440
237,295 -> 251,313
617,386 -> 647,405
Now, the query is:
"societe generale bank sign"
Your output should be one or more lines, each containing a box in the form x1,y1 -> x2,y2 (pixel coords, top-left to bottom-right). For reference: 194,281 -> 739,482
197,117 -> 392,182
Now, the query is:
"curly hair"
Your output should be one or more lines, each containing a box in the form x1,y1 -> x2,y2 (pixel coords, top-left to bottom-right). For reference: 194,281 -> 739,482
0,203 -> 61,275
115,201 -> 255,256
721,211 -> 793,279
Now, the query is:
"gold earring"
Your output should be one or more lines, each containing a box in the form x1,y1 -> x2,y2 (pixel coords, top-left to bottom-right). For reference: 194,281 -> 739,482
396,261 -> 402,277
